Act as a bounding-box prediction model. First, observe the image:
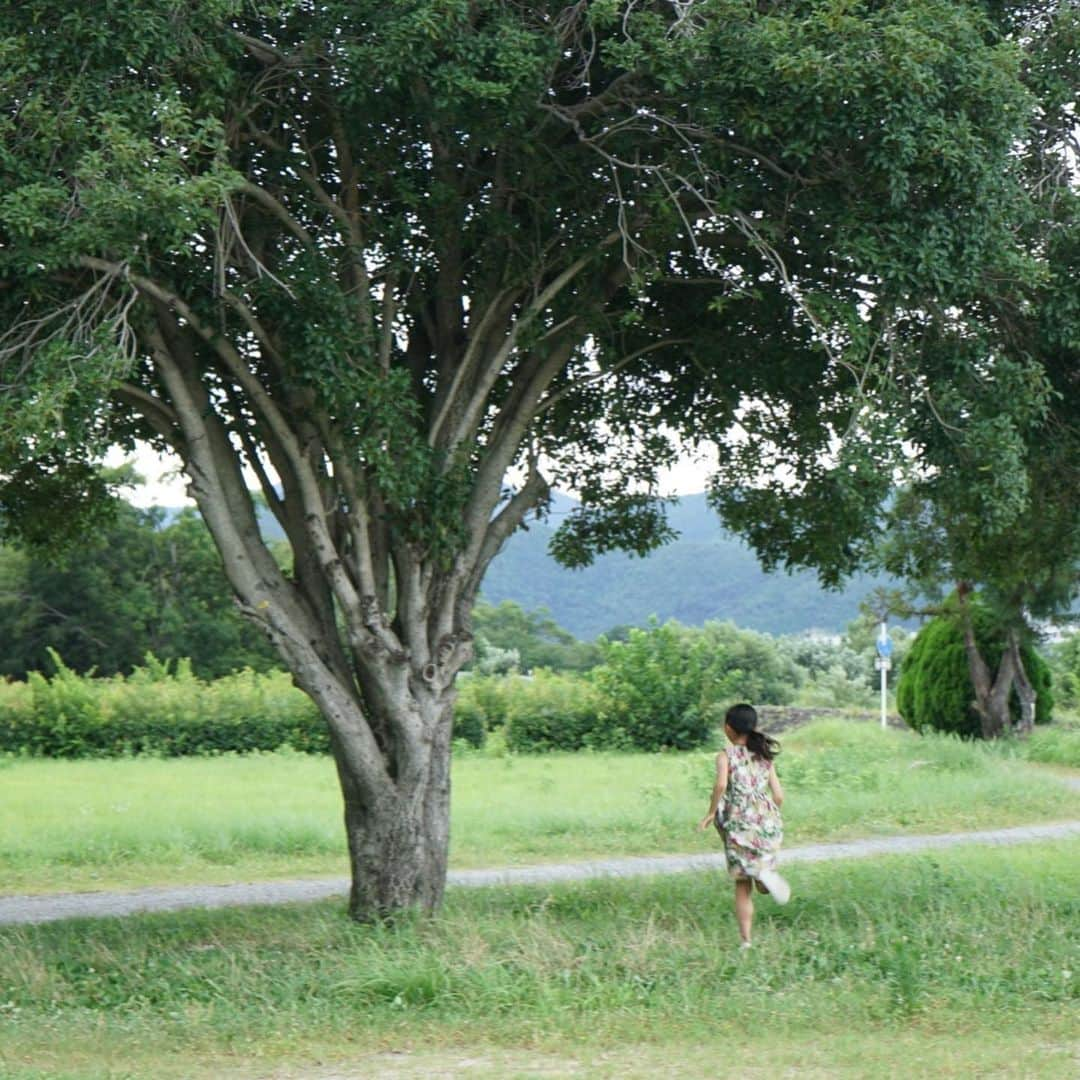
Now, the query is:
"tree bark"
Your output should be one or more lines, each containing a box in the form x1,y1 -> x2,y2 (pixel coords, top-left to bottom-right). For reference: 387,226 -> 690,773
1008,629 -> 1037,737
337,702 -> 454,919
956,583 -> 1015,739
299,652 -> 457,919
982,643 -> 1017,739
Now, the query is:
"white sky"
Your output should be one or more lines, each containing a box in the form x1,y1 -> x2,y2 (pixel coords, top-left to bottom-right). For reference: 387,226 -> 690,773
105,440 -> 716,508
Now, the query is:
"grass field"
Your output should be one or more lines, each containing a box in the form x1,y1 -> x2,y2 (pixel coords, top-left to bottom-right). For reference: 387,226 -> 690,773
1,720 -> 1078,895
0,838 -> 1077,1078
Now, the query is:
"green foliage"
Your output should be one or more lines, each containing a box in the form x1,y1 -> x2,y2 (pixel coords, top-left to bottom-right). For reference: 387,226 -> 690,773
1046,633 -> 1080,710
0,454 -> 120,550
897,608 -> 1053,738
697,620 -> 802,704
452,673 -> 512,735
450,678 -> 490,748
702,6 -> 1080,630
792,664 -> 880,710
470,599 -> 601,673
0,652 -> 325,758
0,498 -> 280,680
0,0 -> 1056,571
589,622 -> 721,751
499,670 -> 605,753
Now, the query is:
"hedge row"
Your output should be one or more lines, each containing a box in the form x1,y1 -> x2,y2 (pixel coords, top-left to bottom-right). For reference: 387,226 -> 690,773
0,654 -> 329,758
0,656 -> 619,759
456,671 -> 606,752
1,622 -> 799,759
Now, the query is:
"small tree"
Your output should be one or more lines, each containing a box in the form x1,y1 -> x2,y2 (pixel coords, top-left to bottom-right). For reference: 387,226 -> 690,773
897,600 -> 1053,738
592,621 -> 720,750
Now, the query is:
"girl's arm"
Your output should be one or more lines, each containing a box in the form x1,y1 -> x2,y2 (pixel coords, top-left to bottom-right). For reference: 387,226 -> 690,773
697,751 -> 729,831
768,760 -> 784,807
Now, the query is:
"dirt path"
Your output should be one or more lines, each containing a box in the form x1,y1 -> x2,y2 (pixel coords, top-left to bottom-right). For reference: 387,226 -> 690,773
2,818 -> 1078,927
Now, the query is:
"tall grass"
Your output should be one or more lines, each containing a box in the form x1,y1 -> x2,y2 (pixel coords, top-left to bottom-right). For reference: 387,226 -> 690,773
0,839 -> 1077,1078
1014,716 -> 1080,768
1,720 -> 1078,895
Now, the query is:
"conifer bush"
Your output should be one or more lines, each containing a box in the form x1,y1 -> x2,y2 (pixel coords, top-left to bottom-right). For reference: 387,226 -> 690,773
897,609 -> 1053,738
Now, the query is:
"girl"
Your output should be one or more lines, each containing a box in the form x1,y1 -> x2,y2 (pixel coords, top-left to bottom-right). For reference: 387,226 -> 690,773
698,702 -> 789,947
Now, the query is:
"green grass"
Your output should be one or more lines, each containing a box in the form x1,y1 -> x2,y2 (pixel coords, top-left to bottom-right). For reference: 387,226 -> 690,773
0,839 -> 1077,1079
1017,716 -> 1080,768
1,720 -> 1078,895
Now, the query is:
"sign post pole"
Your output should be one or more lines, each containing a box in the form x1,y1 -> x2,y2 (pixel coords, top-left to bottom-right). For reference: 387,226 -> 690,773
875,621 -> 893,730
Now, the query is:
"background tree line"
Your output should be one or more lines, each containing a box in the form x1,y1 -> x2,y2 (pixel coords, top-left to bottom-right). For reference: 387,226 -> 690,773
0,478 -> 281,681
4,481 -> 1077,684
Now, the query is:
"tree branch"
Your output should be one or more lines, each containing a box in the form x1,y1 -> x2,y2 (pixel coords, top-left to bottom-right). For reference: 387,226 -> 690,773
536,337 -> 694,415
111,382 -> 183,451
79,256 -> 403,661
237,180 -> 316,250
441,233 -> 621,455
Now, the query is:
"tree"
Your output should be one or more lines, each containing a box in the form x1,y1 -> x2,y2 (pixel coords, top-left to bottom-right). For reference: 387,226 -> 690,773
875,45 -> 1080,738
897,600 -> 1053,738
0,1 -> 1050,917
710,4 -> 1080,739
0,492 -> 281,680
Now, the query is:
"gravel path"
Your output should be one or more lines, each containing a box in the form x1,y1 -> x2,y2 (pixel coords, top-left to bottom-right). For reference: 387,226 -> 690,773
2,818 -> 1078,927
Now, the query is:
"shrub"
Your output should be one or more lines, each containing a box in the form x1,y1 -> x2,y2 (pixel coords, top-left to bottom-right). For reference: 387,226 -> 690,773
454,673 -> 514,733
897,606 -> 1053,738
589,622 -> 735,751
0,677 -> 33,754
451,677 -> 491,748
793,665 -> 880,709
780,634 -> 862,681
699,621 -> 802,704
503,671 -> 604,752
1046,632 -> 1080,710
0,652 -> 328,758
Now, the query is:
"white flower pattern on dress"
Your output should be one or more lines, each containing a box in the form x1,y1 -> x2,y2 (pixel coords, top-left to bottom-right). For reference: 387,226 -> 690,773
718,743 -> 783,878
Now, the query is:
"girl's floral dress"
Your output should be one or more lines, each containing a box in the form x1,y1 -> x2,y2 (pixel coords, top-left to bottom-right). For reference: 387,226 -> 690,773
717,744 -> 783,879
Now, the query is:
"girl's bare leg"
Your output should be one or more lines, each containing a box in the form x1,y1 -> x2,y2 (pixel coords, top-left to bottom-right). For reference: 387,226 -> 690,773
734,879 -> 754,944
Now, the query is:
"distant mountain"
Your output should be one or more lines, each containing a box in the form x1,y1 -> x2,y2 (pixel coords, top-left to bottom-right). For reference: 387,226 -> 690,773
480,492 -> 888,639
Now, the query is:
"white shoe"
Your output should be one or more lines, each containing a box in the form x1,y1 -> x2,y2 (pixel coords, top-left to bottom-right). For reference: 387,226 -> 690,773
757,868 -> 791,905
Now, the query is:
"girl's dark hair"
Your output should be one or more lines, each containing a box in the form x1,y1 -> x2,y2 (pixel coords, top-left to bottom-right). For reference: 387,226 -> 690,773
725,703 -> 780,762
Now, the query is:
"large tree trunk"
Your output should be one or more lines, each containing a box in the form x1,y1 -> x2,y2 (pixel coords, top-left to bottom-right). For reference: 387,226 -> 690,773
956,583 -> 1015,739
1008,629 -> 1037,737
336,693 -> 454,918
280,639 -> 460,920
